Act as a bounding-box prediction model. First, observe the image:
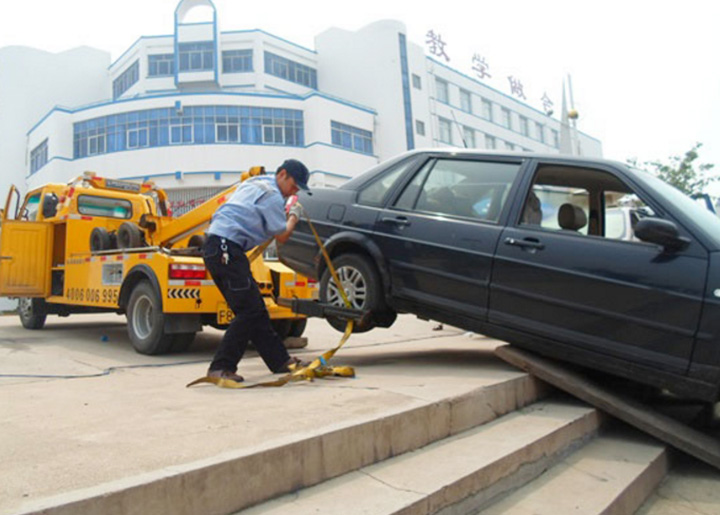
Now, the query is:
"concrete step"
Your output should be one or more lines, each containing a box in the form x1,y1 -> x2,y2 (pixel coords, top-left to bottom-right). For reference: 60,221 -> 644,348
480,427 -> 667,514
242,399 -> 602,515
13,366 -> 547,515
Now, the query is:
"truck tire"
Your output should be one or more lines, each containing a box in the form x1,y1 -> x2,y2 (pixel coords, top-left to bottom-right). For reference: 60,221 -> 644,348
289,318 -> 307,337
90,227 -> 111,251
117,222 -> 144,249
320,254 -> 384,333
18,297 -> 47,330
126,280 -> 173,355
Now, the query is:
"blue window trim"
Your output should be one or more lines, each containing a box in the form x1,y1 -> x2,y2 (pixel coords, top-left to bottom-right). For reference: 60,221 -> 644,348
222,49 -> 253,73
113,60 -> 139,99
330,121 -> 373,155
398,33 -> 415,151
148,54 -> 175,77
30,139 -> 49,175
174,0 -> 219,85
264,51 -> 317,89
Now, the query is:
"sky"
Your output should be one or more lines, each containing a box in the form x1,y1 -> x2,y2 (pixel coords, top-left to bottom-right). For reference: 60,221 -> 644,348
1,0 -> 718,176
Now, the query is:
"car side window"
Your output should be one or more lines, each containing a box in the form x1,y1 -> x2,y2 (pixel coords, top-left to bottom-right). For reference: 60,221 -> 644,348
21,194 -> 41,221
520,164 -> 655,242
395,159 -> 522,222
357,158 -> 418,207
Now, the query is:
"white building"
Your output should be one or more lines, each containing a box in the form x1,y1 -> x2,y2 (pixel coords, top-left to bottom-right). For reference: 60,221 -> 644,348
8,0 -> 603,207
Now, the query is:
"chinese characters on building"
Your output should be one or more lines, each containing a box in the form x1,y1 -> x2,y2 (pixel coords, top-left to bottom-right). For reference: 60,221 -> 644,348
471,54 -> 491,79
541,93 -> 554,115
426,30 -> 450,62
507,76 -> 527,100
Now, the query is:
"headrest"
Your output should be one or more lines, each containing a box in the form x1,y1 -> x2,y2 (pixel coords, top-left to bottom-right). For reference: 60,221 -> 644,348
522,191 -> 542,225
558,203 -> 587,231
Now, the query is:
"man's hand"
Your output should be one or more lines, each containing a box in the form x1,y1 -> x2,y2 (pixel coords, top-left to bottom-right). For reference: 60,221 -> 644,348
287,201 -> 304,221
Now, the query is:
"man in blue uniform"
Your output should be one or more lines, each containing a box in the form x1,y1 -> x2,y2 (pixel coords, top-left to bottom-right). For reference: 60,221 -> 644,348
203,159 -> 309,382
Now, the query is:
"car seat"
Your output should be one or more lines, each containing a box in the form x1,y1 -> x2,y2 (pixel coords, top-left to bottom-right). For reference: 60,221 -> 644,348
521,191 -> 543,225
558,203 -> 587,231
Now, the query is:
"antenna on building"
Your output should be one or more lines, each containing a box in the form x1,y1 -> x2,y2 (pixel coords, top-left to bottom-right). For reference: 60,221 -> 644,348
450,110 -> 468,148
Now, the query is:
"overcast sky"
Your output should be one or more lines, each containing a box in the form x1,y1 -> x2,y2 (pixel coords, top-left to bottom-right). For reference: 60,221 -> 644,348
1,0 -> 718,175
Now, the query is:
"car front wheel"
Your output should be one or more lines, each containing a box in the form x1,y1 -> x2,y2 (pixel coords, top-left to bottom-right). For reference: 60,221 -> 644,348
320,253 -> 385,333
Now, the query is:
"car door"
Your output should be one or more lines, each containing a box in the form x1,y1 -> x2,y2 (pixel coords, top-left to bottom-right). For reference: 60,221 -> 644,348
490,160 -> 707,375
372,156 -> 525,324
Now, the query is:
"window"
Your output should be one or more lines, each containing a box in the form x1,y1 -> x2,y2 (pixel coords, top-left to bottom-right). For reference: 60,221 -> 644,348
551,129 -> 559,148
179,42 -> 214,72
331,121 -> 373,154
504,141 -> 515,150
264,52 -> 317,89
30,139 -> 48,174
148,54 -> 174,77
415,120 -> 425,136
520,165 -> 656,241
21,194 -> 41,221
412,74 -> 422,89
77,195 -> 132,219
500,107 -> 511,129
127,127 -> 148,148
222,49 -> 253,73
396,159 -> 522,222
357,158 -> 417,207
436,78 -> 449,103
113,60 -> 139,99
481,99 -> 493,121
535,122 -> 545,143
73,106 -> 304,158
519,116 -> 529,137
460,89 -> 472,113
438,117 -> 452,144
462,126 -> 475,148
485,135 -> 496,149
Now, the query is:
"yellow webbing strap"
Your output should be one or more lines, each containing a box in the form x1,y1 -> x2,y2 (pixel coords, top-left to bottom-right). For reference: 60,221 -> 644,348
187,210 -> 355,389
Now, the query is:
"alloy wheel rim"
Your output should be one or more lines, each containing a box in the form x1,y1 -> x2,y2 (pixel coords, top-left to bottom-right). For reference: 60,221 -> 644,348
327,265 -> 366,310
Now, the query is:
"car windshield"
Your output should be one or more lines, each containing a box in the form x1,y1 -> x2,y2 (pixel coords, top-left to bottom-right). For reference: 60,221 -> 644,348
632,168 -> 720,249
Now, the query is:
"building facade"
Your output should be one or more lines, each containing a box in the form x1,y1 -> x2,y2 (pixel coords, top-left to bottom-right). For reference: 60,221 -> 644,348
13,0 -> 603,208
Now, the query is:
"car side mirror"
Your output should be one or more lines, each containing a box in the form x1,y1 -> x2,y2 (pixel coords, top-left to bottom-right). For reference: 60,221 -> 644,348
634,218 -> 690,252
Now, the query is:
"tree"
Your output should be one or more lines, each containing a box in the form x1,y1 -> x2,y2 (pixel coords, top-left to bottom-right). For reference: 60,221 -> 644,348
629,143 -> 716,196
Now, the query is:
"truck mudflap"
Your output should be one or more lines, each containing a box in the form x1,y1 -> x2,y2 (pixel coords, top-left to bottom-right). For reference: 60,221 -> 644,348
277,297 -> 369,325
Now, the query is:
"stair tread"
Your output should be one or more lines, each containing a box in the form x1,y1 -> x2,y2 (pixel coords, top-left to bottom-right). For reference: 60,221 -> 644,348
243,400 -> 599,514
481,429 -> 667,515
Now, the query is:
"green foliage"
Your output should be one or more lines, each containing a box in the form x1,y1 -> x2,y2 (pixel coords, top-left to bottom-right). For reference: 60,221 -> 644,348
629,143 -> 716,196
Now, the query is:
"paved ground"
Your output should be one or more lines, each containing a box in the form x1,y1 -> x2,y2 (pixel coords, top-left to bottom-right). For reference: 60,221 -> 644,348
1,312 -> 719,514
0,312 -> 518,513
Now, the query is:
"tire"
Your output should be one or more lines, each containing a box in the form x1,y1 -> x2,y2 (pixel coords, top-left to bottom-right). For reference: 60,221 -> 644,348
18,297 -> 47,330
271,319 -> 292,339
289,318 -> 307,337
126,280 -> 173,355
117,222 -> 144,249
170,332 -> 195,353
320,254 -> 384,333
90,227 -> 111,251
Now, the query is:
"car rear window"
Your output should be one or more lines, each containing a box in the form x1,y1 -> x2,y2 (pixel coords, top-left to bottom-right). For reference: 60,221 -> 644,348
77,195 -> 132,219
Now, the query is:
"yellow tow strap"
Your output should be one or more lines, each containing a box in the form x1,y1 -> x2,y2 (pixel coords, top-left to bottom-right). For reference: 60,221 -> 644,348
187,209 -> 356,389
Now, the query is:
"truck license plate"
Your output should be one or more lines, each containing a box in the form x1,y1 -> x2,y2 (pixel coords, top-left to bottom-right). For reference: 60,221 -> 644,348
217,303 -> 235,325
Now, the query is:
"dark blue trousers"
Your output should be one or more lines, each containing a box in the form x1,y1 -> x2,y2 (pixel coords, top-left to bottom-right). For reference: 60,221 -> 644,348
203,235 -> 289,373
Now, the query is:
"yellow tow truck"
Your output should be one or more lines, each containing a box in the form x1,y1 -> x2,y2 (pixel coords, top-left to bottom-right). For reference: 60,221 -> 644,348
0,168 -> 316,354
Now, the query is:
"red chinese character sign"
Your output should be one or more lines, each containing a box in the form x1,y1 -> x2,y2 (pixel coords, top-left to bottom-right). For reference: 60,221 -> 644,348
426,30 -> 450,62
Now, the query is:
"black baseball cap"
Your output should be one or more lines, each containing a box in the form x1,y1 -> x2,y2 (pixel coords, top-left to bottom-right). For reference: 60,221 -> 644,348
278,159 -> 309,190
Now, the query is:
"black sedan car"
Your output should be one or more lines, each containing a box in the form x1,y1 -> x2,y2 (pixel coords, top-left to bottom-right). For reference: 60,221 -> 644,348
279,149 -> 720,402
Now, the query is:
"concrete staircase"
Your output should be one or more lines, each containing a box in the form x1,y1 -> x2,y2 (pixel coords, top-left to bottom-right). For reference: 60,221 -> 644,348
243,398 -> 667,515
12,336 -> 669,515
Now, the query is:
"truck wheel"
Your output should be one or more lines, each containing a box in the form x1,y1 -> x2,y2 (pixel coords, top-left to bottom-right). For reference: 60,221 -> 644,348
90,227 -> 111,251
18,298 -> 47,330
320,254 -> 383,333
170,332 -> 195,353
289,318 -> 307,337
117,222 -> 144,249
126,280 -> 173,355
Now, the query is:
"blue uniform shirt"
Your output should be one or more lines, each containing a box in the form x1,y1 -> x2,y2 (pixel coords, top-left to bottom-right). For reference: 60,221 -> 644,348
208,175 -> 287,251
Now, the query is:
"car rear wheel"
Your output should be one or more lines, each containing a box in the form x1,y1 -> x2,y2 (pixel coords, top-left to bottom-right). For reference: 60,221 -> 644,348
18,297 -> 47,330
320,254 -> 384,333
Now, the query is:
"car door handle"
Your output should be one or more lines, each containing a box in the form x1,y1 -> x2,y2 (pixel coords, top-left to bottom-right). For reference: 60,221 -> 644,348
504,237 -> 545,251
381,216 -> 410,226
